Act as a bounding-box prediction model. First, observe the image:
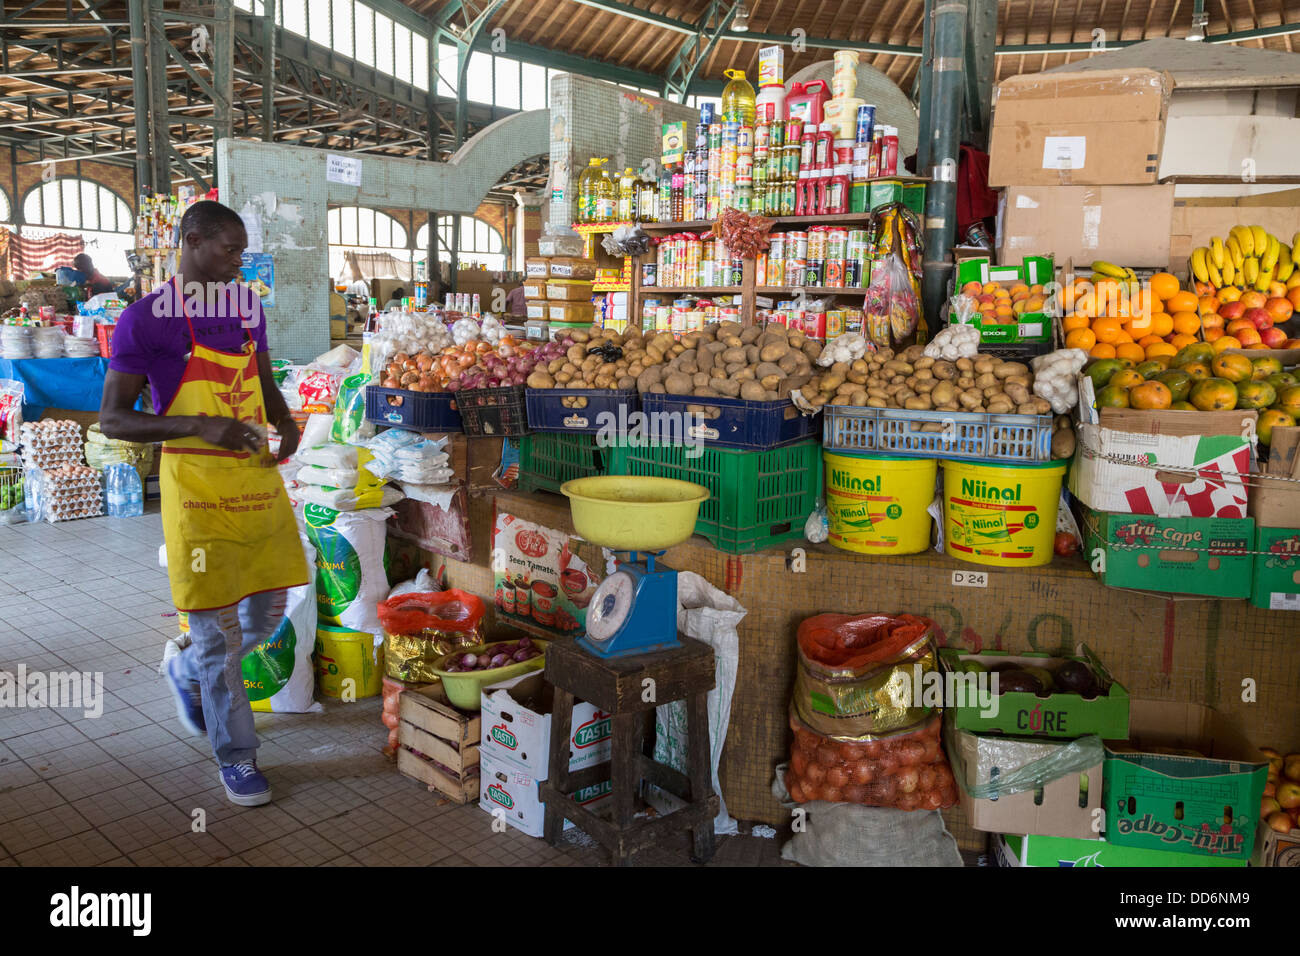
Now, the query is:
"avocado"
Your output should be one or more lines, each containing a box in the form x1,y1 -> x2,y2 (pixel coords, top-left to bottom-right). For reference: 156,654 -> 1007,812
995,669 -> 1043,696
1053,659 -> 1100,697
1021,665 -> 1056,694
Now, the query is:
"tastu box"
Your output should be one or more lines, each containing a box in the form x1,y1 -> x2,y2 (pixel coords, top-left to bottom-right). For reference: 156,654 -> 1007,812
994,833 -> 1245,868
478,748 -> 611,839
480,672 -> 611,778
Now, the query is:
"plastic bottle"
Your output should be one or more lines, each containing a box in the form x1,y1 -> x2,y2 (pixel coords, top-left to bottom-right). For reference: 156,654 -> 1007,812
618,167 -> 637,220
105,462 -> 142,517
594,160 -> 616,221
815,122 -> 835,169
826,165 -> 851,215
575,159 -> 599,222
882,126 -> 900,176
785,79 -> 830,126
720,68 -> 756,126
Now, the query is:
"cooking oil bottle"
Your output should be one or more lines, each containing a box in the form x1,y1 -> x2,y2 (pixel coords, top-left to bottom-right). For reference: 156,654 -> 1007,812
576,158 -> 603,222
593,159 -> 616,221
721,68 -> 756,126
618,167 -> 637,220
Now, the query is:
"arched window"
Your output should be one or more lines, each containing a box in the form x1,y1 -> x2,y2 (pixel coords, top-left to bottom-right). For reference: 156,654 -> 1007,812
21,178 -> 133,275
0,189 -> 11,224
327,206 -> 410,278
416,215 -> 505,271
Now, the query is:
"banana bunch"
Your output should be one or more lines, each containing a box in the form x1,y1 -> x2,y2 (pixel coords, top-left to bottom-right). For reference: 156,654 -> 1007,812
1190,225 -> 1295,292
1090,260 -> 1138,284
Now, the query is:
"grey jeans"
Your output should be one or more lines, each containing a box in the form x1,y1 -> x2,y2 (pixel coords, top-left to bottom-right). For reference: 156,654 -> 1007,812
176,589 -> 288,766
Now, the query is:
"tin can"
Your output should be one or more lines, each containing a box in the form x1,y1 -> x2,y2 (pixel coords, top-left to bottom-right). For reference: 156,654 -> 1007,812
844,307 -> 864,335
807,228 -> 826,261
755,253 -> 766,286
848,228 -> 870,261
826,227 -> 849,260
768,232 -> 786,260
670,306 -> 687,333
709,123 -> 722,151
826,310 -> 846,337
805,259 -> 824,286
720,306 -> 741,324
788,230 -> 809,258
802,311 -> 827,339
737,125 -> 753,151
736,153 -> 753,186
856,103 -> 876,145
834,140 -> 854,166
845,257 -> 862,288
685,237 -> 701,286
825,258 -> 845,288
767,255 -> 785,288
786,257 -> 807,286
642,262 -> 657,287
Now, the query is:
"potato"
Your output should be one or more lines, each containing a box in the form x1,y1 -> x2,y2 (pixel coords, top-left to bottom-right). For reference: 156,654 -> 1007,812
904,396 -> 932,411
555,370 -> 574,384
760,342 -> 791,362
867,397 -> 888,408
777,352 -> 801,374
956,375 -> 976,390
958,391 -> 983,410
935,402 -> 960,412
994,361 -> 1029,380
847,369 -> 869,385
670,342 -> 686,356
849,389 -> 868,406
931,360 -> 956,381
636,368 -> 663,393
664,372 -> 693,395
649,383 -> 666,393
717,320 -> 742,340
645,345 -> 665,364
527,370 -> 555,389
569,328 -> 591,343
778,372 -> 812,398
721,347 -> 748,364
955,357 -> 973,372
986,399 -> 1013,414
741,325 -> 763,344
744,344 -> 761,365
691,372 -> 711,389
739,380 -> 767,401
678,359 -> 699,375
734,367 -> 756,382
1004,382 -> 1031,406
760,374 -> 782,392
930,381 -> 955,406
920,423 -> 943,433
759,331 -> 786,349
721,335 -> 744,349
913,356 -> 935,370
1052,426 -> 1077,459
1017,402 -> 1040,415
913,379 -> 936,394
755,362 -> 786,380
693,387 -> 719,398
975,372 -> 998,390
901,344 -> 925,363
547,358 -> 564,374
566,344 -> 587,364
802,341 -> 822,362
883,359 -> 912,376
820,370 -> 846,391
711,377 -> 741,397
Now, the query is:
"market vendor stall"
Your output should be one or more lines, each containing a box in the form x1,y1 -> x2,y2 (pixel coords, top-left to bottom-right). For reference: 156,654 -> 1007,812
0,356 -> 116,420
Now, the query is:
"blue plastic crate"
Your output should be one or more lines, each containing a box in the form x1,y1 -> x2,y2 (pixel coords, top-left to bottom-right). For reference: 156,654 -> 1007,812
365,386 -> 463,432
641,392 -> 819,451
524,388 -> 640,435
822,404 -> 1052,463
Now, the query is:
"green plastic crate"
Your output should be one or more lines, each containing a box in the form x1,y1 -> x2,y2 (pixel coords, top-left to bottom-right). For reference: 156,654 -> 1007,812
517,433 -> 607,494
604,439 -> 822,554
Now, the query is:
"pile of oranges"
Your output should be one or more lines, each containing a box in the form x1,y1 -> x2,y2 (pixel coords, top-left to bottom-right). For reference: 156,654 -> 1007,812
1061,272 -> 1204,362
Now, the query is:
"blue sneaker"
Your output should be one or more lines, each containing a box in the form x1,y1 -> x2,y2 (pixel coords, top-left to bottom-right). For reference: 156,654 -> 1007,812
164,654 -> 205,736
219,760 -> 272,807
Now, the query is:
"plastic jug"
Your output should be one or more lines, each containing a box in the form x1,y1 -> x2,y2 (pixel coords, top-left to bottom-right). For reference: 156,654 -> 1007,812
720,68 -> 756,126
786,79 -> 830,126
755,84 -> 786,127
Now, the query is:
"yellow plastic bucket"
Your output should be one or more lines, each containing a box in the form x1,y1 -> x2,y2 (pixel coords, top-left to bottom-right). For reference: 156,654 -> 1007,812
314,625 -> 384,699
941,459 -> 1067,567
824,452 -> 937,555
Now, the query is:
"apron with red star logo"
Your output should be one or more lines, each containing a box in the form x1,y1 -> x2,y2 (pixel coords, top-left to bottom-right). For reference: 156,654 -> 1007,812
159,279 -> 307,611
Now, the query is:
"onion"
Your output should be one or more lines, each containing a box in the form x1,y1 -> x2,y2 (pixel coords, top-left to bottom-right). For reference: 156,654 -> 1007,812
460,653 -> 477,668
518,636 -> 532,648
512,649 -> 531,662
489,653 -> 509,668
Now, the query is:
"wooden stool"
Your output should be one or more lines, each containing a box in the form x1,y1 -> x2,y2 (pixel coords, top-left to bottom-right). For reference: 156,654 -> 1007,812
540,636 -> 719,866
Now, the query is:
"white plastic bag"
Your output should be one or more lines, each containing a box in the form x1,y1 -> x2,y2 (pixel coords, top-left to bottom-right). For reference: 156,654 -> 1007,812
296,442 -> 358,469
301,504 -> 393,636
645,571 -> 745,835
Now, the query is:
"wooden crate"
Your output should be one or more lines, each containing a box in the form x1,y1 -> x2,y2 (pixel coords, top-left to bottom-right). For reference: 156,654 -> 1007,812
397,684 -> 482,804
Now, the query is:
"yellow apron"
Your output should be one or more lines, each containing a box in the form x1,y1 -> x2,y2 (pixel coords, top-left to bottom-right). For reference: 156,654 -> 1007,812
159,283 -> 307,611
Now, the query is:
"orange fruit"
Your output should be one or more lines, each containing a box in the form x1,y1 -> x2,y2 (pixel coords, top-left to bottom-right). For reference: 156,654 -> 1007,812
1148,312 -> 1174,338
1130,380 -> 1173,410
1065,327 -> 1097,351
1149,272 -> 1180,302
1211,335 -> 1242,353
1198,295 -> 1220,315
1240,290 -> 1267,310
1203,327 -> 1224,343
1171,311 -> 1202,336
1089,342 -> 1117,359
1115,342 -> 1147,363
1169,333 -> 1199,350
1144,341 -> 1177,360
1092,316 -> 1123,344
1113,330 -> 1134,344
1164,290 -> 1199,314
1063,312 -> 1091,333
1137,334 -> 1164,348
1130,288 -> 1154,319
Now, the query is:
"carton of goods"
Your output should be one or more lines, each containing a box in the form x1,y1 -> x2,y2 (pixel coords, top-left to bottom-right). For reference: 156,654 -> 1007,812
869,179 -> 926,216
987,68 -> 1172,187
397,684 -> 481,804
548,257 -> 598,280
1249,429 -> 1300,609
994,833 -> 1246,868
479,748 -> 612,838
1251,526 -> 1300,611
998,185 -> 1175,268
524,256 -> 551,279
1103,699 -> 1267,860
1072,384 -> 1254,518
525,300 -> 548,321
938,646 -> 1129,740
945,718 -> 1104,840
949,255 -> 1054,344
1255,823 -> 1300,867
522,278 -> 547,299
548,301 -> 595,325
480,671 -> 611,778
545,278 -> 594,301
1081,509 -> 1254,599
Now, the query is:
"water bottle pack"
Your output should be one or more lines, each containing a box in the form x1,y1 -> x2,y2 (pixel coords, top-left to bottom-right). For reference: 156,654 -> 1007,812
104,461 -> 144,518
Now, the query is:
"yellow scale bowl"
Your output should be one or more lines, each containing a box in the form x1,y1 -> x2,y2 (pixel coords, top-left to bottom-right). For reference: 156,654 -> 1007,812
561,476 -> 710,551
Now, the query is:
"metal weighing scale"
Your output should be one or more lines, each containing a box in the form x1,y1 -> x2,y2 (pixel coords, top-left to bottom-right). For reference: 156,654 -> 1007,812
579,549 -> 680,658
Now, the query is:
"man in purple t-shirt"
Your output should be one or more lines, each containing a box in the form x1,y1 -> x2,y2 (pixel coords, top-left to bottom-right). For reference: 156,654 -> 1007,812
100,200 -> 304,808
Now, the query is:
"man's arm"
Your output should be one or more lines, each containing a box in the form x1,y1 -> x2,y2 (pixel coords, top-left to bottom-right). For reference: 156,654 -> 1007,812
256,351 -> 299,460
99,369 -> 262,452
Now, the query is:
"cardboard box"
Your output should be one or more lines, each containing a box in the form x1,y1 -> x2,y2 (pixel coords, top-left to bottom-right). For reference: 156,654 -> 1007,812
1169,191 -> 1300,272
988,69 -> 1172,187
524,256 -> 551,279
1254,825 -> 1300,867
938,647 -> 1130,740
949,254 -> 1055,344
1104,699 -> 1267,860
521,279 -> 546,299
661,121 -> 687,165
1072,390 -> 1254,518
548,301 -> 594,324
1250,426 -> 1300,529
545,279 -> 594,301
478,748 -> 612,838
948,722 -> 1103,840
1250,526 -> 1300,611
997,185 -> 1175,268
525,299 -> 548,321
869,179 -> 926,216
480,671 -> 612,778
1083,509 -> 1255,599
1161,115 -> 1300,182
995,833 -> 1246,868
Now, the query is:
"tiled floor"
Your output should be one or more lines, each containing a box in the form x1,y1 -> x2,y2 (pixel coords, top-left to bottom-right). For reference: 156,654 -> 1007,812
0,506 -> 785,867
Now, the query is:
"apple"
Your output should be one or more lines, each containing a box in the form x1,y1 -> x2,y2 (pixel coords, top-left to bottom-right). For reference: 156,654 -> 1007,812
1219,301 -> 1246,321
1261,326 -> 1289,349
1263,795 -> 1282,819
1276,779 -> 1300,810
1266,780 -> 1277,797
1245,307 -> 1273,331
1268,810 -> 1295,834
1285,753 -> 1300,782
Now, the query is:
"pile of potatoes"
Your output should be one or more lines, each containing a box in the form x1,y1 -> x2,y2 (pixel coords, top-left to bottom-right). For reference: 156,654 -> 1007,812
803,343 -> 1052,417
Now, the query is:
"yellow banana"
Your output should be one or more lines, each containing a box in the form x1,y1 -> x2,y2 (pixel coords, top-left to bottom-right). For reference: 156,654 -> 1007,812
1226,235 -> 1244,268
1254,264 -> 1275,293
1251,225 -> 1269,255
1190,247 -> 1210,283
1233,225 -> 1255,258
1209,236 -> 1226,270
1277,244 -> 1294,282
1243,256 -> 1260,285
1206,261 -> 1223,288
1220,257 -> 1235,286
1292,231 -> 1300,252
1289,270 -> 1300,290
1090,272 -> 1111,285
1260,234 -> 1280,273
1090,260 -> 1129,279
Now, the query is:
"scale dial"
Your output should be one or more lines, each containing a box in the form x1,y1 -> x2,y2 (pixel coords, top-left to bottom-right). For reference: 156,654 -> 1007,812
586,571 -> 635,644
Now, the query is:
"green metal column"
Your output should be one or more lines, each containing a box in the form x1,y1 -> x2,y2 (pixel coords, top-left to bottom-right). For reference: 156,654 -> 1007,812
128,0 -> 152,193
427,38 -> 441,305
262,0 -> 276,142
212,0 -> 234,184
963,0 -> 996,147
146,0 -> 171,191
920,0 -> 969,332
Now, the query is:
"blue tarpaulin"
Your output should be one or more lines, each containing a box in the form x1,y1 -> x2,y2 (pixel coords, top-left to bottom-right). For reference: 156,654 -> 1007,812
0,357 -> 114,420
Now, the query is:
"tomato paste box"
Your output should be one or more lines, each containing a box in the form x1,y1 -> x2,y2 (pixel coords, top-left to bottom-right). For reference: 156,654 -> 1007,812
479,671 -> 611,778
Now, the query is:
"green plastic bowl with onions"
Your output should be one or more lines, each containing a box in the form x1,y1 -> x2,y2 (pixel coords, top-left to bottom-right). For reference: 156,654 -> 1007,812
430,638 -> 550,710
